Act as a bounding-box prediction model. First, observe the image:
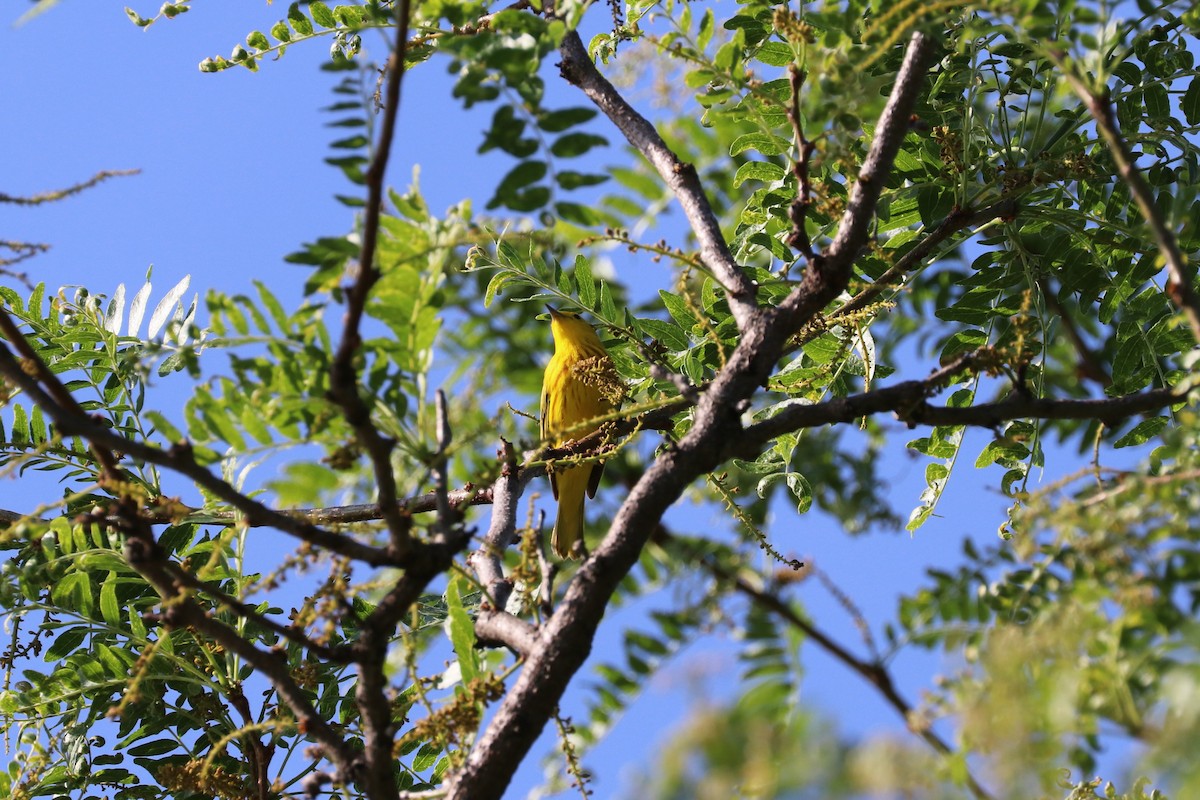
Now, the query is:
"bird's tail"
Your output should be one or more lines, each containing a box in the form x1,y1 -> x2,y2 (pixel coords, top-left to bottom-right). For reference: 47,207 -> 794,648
552,467 -> 589,559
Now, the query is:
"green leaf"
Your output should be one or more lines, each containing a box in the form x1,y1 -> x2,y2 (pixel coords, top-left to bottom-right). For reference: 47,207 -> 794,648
412,741 -> 443,772
287,2 -> 313,36
309,1 -> 336,28
100,572 -> 121,626
127,738 -> 180,757
754,41 -> 794,67
599,281 -> 618,323
639,318 -> 689,351
145,411 -> 183,443
45,627 -> 88,661
488,160 -> 548,209
555,201 -> 601,226
127,280 -> 152,337
575,256 -> 597,308
659,290 -> 697,330
734,161 -> 786,186
786,472 -> 812,514
537,107 -> 597,132
730,132 -> 789,157
483,272 -> 514,308
1182,75 -> 1200,126
555,171 -> 608,190
445,573 -> 479,682
1142,83 -> 1169,120
51,572 -> 94,618
148,274 -> 190,339
1113,415 -> 1168,448
550,132 -> 608,158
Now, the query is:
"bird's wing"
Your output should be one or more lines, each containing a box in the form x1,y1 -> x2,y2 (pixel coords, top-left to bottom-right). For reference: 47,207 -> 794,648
540,380 -> 560,499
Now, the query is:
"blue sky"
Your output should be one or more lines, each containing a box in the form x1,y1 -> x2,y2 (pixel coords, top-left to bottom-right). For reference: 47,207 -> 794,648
1,3 -> 1155,797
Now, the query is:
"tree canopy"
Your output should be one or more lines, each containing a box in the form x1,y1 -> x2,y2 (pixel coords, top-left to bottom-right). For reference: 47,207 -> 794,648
2,1 -> 1199,799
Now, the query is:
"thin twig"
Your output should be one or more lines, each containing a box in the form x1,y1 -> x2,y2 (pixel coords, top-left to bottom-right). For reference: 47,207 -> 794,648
120,486 -> 494,527
778,33 -> 937,336
226,683 -> 275,800
1060,70 -> 1200,341
432,389 -> 455,535
718,565 -> 995,800
1037,277 -> 1111,387
0,169 -> 140,206
327,0 -> 415,559
162,560 -> 348,662
832,199 -> 1018,321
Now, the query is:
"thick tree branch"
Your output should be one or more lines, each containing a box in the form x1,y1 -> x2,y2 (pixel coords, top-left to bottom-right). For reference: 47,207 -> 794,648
557,31 -> 758,330
328,0 -> 414,559
475,607 -> 539,656
470,441 -> 520,611
468,440 -> 540,655
448,34 -> 937,799
741,376 -> 1180,450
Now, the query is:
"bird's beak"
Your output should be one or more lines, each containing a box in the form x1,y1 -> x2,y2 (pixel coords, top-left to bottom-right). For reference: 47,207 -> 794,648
545,304 -> 560,318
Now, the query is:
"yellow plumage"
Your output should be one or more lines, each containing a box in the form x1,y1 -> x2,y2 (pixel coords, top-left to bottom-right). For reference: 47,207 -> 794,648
540,306 -> 617,559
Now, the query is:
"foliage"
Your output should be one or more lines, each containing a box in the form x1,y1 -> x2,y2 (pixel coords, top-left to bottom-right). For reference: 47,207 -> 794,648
3,1 -> 1200,799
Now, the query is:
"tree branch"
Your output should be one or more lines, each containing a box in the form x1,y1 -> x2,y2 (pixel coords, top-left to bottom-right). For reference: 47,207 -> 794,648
740,374 -> 1180,450
0,307 -> 394,565
784,65 -> 817,263
557,30 -> 759,330
1037,277 -> 1111,388
778,32 -> 937,335
327,0 -> 415,559
470,441 -> 519,611
1063,74 -> 1200,342
116,504 -> 356,771
716,562 -> 995,800
163,560 -> 348,662
475,607 -> 539,657
833,198 -> 1018,321
0,169 -> 140,206
468,440 -> 540,655
446,34 -> 937,799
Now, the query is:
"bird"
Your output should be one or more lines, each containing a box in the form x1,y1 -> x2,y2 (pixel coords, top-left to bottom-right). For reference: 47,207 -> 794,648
540,305 -> 619,559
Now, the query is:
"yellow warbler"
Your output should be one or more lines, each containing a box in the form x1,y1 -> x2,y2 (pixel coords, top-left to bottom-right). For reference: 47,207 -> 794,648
540,305 -> 618,558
